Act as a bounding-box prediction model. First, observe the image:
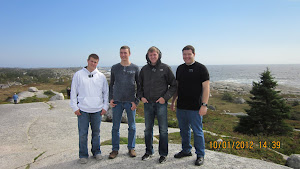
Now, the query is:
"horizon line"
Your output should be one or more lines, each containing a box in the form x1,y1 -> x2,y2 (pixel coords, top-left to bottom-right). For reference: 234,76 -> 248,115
1,63 -> 300,69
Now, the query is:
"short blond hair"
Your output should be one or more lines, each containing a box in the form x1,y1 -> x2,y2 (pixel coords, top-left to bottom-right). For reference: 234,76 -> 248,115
147,46 -> 160,55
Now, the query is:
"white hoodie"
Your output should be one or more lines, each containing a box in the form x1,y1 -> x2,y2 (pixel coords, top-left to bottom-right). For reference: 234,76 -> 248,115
70,67 -> 109,113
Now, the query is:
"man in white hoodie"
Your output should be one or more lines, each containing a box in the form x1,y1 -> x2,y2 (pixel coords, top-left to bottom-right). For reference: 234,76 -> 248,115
70,54 -> 109,164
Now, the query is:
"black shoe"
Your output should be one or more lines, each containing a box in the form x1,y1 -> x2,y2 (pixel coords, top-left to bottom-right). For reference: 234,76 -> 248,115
195,157 -> 204,166
174,151 -> 192,158
159,156 -> 167,163
142,153 -> 152,161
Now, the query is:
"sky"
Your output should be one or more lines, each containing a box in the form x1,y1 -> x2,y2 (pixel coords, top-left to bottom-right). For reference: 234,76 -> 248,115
0,0 -> 299,68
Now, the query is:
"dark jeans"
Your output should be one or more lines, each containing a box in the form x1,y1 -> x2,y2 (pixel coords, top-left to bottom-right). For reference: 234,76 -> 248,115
176,108 -> 205,157
144,102 -> 168,156
112,101 -> 136,151
77,110 -> 102,158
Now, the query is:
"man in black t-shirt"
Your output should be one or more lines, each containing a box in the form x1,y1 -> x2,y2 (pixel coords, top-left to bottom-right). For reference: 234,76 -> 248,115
171,45 -> 210,166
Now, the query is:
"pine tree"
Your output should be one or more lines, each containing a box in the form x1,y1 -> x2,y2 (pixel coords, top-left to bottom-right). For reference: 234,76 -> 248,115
235,68 -> 292,135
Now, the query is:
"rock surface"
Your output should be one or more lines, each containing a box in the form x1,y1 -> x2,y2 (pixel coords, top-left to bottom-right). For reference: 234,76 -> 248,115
35,90 -> 48,98
0,100 -> 292,169
234,97 -> 246,104
28,87 -> 38,92
50,93 -> 64,101
102,106 -> 128,123
286,154 -> 300,169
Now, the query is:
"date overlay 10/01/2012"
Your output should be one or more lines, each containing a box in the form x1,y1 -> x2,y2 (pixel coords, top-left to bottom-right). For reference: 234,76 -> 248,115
209,141 -> 281,150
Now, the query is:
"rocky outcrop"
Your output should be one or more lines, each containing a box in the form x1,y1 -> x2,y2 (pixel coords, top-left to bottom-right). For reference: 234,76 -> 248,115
8,87 -> 64,103
208,105 -> 216,111
50,93 -> 64,101
286,154 -> 300,169
28,87 -> 38,92
102,106 -> 128,123
233,97 -> 246,104
210,82 -> 252,95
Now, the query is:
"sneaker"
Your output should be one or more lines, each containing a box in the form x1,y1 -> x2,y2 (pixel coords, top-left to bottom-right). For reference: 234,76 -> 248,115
142,153 -> 152,161
78,158 -> 88,164
109,151 -> 118,159
129,149 -> 136,157
159,156 -> 167,164
174,151 -> 192,158
95,154 -> 103,160
195,157 -> 204,166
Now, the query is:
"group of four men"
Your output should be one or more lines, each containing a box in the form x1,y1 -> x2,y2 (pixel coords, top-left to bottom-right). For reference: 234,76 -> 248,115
70,45 -> 210,166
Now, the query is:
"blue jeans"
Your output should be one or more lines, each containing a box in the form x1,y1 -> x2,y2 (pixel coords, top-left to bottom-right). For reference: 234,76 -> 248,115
77,110 -> 102,158
112,101 -> 136,151
176,108 -> 205,157
144,103 -> 168,156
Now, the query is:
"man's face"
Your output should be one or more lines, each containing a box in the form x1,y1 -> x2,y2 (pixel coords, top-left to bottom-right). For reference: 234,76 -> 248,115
120,49 -> 130,61
182,49 -> 195,65
148,51 -> 159,65
87,57 -> 99,71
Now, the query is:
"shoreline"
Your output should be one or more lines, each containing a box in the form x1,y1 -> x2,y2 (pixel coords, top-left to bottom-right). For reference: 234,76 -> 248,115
210,81 -> 300,96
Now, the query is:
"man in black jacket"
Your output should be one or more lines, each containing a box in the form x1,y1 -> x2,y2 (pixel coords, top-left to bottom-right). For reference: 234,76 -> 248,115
138,46 -> 177,164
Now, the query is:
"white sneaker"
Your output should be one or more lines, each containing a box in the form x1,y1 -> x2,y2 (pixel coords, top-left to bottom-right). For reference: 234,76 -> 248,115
95,154 -> 103,160
79,158 -> 88,164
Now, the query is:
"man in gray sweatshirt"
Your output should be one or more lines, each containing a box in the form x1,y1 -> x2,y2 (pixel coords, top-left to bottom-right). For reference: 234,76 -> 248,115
108,46 -> 140,159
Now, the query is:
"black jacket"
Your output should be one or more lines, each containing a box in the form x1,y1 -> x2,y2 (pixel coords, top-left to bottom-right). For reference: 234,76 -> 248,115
138,60 -> 177,103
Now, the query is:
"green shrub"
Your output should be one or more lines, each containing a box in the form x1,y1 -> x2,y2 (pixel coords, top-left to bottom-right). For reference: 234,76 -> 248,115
20,96 -> 48,103
44,90 -> 55,97
292,101 -> 299,106
168,120 -> 178,128
222,92 -> 233,102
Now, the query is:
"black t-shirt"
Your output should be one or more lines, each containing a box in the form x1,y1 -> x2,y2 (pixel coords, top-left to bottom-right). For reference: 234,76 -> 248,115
176,62 -> 209,110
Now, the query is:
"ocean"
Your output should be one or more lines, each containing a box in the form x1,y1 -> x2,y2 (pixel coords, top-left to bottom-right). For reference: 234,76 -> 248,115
170,64 -> 300,89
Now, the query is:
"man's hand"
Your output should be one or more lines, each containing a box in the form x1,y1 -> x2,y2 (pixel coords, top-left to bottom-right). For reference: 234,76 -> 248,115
170,102 -> 176,111
74,109 -> 81,116
110,99 -> 117,107
141,97 -> 148,103
101,109 -> 107,115
199,106 -> 208,116
131,102 -> 137,111
156,97 -> 165,104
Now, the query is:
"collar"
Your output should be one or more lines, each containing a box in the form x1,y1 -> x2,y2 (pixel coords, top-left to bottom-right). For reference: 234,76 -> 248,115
185,61 -> 196,66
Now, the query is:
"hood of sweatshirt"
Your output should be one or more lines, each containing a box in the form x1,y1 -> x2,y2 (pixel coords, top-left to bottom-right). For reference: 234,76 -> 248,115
146,47 -> 162,67
83,67 -> 99,76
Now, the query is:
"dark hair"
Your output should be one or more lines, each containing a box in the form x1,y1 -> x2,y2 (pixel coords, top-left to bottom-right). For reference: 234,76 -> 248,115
88,54 -> 99,60
120,45 -> 131,54
182,45 -> 195,54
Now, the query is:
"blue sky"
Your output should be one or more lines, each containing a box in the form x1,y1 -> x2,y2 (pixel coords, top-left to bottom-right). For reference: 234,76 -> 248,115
0,0 -> 299,68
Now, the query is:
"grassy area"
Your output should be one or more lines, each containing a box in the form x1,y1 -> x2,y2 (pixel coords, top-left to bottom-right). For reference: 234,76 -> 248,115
134,89 -> 300,165
101,137 -> 158,145
20,96 -> 49,103
0,83 -> 70,104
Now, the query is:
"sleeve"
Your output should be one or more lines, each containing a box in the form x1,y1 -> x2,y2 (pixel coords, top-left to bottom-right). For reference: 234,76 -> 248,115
137,67 -> 144,100
70,72 -> 79,112
163,66 -> 177,101
176,66 -> 179,81
201,65 -> 210,82
134,66 -> 140,105
109,66 -> 115,101
102,75 -> 109,111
